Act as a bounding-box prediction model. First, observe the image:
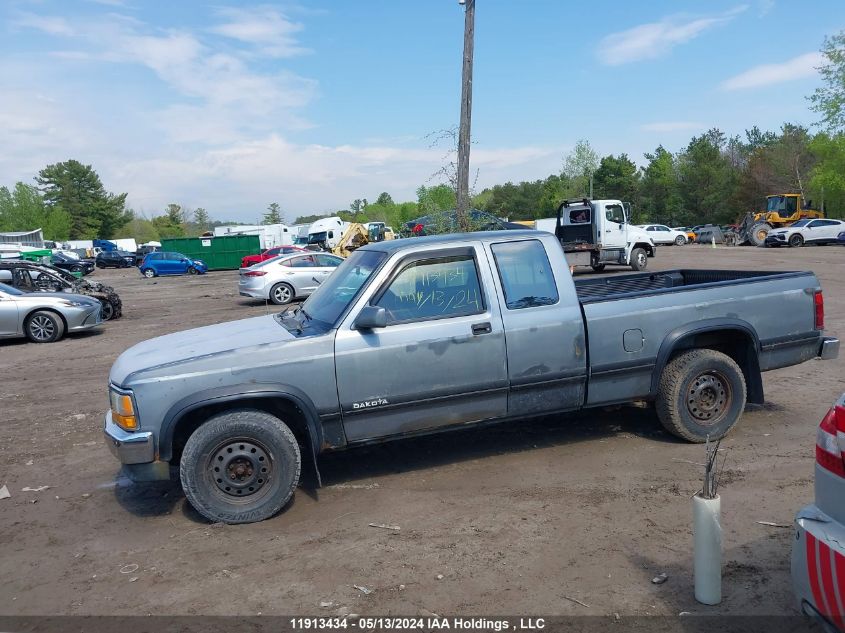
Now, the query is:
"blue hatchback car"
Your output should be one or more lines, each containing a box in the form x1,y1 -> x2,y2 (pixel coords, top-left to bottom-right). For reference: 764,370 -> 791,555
139,251 -> 208,278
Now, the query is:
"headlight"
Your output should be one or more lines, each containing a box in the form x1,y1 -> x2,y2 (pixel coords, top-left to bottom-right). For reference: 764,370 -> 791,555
109,387 -> 138,431
60,299 -> 86,307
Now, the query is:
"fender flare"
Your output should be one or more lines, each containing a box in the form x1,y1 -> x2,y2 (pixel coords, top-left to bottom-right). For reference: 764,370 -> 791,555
158,383 -> 324,469
650,318 -> 764,403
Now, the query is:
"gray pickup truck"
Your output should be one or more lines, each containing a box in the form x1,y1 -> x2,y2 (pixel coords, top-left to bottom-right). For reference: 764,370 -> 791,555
104,231 -> 839,523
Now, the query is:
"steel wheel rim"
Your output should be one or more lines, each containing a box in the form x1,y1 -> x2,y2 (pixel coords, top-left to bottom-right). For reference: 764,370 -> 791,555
637,252 -> 647,267
208,439 -> 272,500
687,370 -> 732,426
29,315 -> 55,341
273,285 -> 291,303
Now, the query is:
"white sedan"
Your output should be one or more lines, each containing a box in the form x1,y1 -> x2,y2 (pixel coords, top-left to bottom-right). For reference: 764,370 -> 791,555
238,252 -> 344,305
639,224 -> 688,245
764,218 -> 845,247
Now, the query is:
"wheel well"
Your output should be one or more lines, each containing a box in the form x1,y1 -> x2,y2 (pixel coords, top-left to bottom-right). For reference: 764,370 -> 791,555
663,329 -> 763,404
633,242 -> 654,256
169,396 -> 313,465
25,308 -> 68,333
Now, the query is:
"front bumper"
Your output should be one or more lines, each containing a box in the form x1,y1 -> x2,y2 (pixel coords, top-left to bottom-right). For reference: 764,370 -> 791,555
791,504 -> 845,631
67,304 -> 102,332
765,236 -> 786,246
820,337 -> 840,361
103,410 -> 154,464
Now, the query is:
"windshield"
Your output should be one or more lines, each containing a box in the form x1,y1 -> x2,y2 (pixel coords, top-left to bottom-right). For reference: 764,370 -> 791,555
299,249 -> 387,328
0,282 -> 23,296
790,219 -> 811,227
767,196 -> 797,215
308,232 -> 327,244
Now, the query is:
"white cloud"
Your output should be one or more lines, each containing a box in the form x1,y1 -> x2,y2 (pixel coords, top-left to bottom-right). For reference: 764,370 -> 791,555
13,12 -> 75,36
598,6 -> 747,65
209,6 -> 310,58
720,52 -> 822,90
640,121 -> 704,132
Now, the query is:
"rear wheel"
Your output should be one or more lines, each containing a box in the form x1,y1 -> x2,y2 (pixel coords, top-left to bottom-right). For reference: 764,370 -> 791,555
656,349 -> 746,442
180,409 -> 302,524
674,235 -> 686,245
630,248 -> 648,271
270,282 -> 294,305
25,310 -> 64,343
788,233 -> 804,248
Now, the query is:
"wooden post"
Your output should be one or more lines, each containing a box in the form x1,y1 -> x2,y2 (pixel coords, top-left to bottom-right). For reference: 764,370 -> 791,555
456,0 -> 475,232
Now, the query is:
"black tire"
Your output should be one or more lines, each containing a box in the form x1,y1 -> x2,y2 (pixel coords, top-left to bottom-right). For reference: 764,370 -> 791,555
749,222 -> 771,247
630,247 -> 648,271
188,267 -> 198,275
788,233 -> 804,248
100,300 -> 114,321
180,409 -> 302,524
269,282 -> 294,305
674,235 -> 686,245
71,265 -> 82,274
591,264 -> 606,272
656,349 -> 747,442
24,310 -> 65,343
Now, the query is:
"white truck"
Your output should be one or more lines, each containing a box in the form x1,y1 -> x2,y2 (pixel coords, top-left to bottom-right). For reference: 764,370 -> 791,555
213,224 -> 293,249
554,199 -> 656,272
307,217 -> 349,250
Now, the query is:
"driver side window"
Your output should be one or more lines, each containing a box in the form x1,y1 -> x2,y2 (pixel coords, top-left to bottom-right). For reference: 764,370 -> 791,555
605,205 -> 625,224
375,255 -> 484,324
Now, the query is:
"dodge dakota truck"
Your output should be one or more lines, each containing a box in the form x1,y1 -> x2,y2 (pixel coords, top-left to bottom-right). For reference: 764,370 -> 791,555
104,231 -> 839,524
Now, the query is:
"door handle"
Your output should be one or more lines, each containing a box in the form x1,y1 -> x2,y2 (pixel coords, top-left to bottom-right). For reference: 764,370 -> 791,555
471,322 -> 492,335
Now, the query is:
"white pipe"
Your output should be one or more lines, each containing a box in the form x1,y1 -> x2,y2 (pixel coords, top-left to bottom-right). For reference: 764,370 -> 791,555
693,493 -> 722,605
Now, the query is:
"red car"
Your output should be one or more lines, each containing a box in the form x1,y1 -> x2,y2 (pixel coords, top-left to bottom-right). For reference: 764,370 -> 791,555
241,246 -> 306,268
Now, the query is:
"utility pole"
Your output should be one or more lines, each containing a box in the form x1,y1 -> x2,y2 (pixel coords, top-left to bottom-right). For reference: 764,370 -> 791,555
456,0 -> 475,232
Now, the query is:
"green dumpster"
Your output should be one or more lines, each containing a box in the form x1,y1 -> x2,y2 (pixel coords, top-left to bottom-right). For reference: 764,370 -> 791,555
20,249 -> 53,263
161,235 -> 260,271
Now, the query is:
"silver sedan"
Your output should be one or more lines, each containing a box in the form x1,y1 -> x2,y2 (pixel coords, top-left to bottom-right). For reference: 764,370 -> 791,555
0,282 -> 102,343
238,252 -> 344,305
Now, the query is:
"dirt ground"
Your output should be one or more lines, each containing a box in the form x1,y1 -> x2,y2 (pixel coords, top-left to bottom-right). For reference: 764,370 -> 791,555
1,243 -> 843,617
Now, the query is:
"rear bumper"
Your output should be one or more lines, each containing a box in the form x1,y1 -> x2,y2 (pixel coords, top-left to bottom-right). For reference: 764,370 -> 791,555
792,504 -> 845,631
820,337 -> 840,361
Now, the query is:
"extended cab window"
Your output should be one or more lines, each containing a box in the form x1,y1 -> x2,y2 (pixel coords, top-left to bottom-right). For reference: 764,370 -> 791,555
491,240 -> 559,310
375,255 -> 484,323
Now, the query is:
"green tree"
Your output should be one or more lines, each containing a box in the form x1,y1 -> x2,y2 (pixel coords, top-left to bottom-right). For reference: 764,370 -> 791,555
417,184 -> 456,214
293,214 -> 325,225
0,182 -> 72,240
35,159 -> 130,239
193,207 -> 210,231
810,31 -> 845,132
640,146 -> 683,224
676,129 -> 739,225
375,192 -> 394,206
151,203 -> 185,238
808,132 -> 845,217
562,139 -> 599,198
592,154 -> 641,206
263,202 -> 283,225
116,216 -> 160,243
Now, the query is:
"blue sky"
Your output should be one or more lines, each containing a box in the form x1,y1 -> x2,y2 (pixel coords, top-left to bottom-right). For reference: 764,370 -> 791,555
0,0 -> 841,222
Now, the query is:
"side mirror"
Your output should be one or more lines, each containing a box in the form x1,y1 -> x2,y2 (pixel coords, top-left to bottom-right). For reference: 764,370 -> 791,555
355,305 -> 387,329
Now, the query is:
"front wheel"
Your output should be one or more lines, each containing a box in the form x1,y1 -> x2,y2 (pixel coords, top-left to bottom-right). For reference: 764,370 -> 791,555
71,265 -> 82,274
142,268 -> 156,278
180,409 -> 302,524
25,310 -> 65,343
674,235 -> 686,246
788,234 -> 804,248
630,247 -> 648,271
188,266 -> 198,275
591,263 -> 606,272
656,349 -> 747,442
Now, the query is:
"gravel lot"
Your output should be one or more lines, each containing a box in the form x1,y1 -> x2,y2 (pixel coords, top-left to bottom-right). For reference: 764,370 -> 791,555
1,243 -> 843,617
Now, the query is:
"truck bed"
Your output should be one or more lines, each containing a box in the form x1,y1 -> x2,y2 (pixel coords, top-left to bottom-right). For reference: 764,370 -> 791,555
574,269 -> 812,303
